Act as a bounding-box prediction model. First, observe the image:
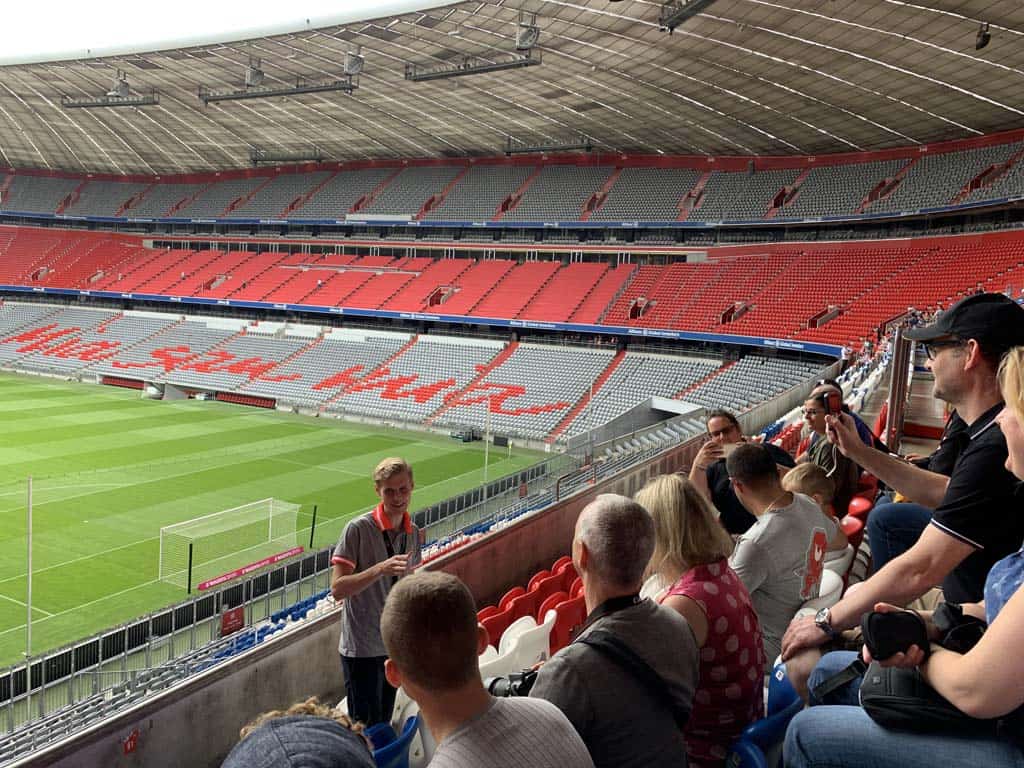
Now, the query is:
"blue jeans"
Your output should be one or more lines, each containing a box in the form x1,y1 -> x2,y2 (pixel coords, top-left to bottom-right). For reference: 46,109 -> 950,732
784,706 -> 1024,767
867,503 -> 932,573
788,652 -> 1024,767
807,651 -> 861,706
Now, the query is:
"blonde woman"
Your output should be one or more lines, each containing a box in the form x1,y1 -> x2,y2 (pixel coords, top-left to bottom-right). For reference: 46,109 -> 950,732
636,475 -> 765,767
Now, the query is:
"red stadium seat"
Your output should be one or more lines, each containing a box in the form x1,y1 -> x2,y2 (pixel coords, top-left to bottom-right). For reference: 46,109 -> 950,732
551,555 -> 573,573
549,595 -> 587,655
841,515 -> 865,551
506,589 -> 540,623
476,605 -> 500,622
846,495 -> 874,521
529,571 -> 567,607
570,576 -> 584,598
537,591 -> 569,623
527,569 -> 551,592
498,586 -> 525,611
480,606 -> 515,648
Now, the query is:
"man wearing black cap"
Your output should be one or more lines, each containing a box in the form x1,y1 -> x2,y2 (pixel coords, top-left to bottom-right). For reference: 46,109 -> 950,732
780,293 -> 1024,694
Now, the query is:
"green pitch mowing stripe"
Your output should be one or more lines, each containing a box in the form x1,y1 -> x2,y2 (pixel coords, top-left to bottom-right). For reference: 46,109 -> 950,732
0,372 -> 544,666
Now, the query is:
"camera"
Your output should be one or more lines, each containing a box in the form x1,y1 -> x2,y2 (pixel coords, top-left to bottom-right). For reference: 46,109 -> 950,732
484,669 -> 538,697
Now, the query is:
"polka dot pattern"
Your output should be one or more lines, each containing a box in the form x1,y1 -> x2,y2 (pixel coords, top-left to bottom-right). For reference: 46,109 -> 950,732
663,558 -> 765,767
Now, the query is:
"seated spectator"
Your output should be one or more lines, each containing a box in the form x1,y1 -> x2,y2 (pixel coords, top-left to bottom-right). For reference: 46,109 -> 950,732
781,293 -> 1024,698
798,394 -> 861,515
781,463 -> 849,556
726,443 -> 838,662
783,345 -> 1024,768
530,494 -> 698,768
380,571 -> 593,768
866,408 -> 969,572
221,697 -> 374,768
636,474 -> 765,767
689,409 -> 795,535
811,378 -> 876,448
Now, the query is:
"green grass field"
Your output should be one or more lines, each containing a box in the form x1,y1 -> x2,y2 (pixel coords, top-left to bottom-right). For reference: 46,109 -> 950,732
0,372 -> 542,666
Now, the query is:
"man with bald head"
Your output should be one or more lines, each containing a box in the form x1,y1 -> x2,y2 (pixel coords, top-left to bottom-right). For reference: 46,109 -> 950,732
530,494 -> 699,768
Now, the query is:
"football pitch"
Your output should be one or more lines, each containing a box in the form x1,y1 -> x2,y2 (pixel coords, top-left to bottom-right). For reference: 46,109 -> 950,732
0,372 -> 543,667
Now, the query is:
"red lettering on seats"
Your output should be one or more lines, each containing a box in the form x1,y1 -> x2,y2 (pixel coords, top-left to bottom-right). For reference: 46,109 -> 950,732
347,368 -> 457,403
311,366 -> 365,391
449,382 -> 570,416
179,350 -> 235,373
45,339 -> 122,361
112,345 -> 197,372
2,324 -> 80,353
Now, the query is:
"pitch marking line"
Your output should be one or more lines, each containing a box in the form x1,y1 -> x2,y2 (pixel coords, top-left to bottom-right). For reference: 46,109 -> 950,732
0,592 -> 54,617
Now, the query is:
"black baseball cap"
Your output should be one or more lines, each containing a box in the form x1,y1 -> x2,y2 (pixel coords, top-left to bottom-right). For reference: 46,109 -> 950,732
905,293 -> 1024,350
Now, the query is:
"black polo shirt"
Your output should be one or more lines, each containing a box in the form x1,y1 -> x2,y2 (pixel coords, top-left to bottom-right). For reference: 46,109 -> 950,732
929,402 -> 1024,603
706,441 -> 796,534
912,410 -> 969,477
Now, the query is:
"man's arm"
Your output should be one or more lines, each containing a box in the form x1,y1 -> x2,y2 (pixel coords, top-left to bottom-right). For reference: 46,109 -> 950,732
827,412 -> 949,507
330,557 -> 408,601
729,538 -> 768,594
781,525 -> 975,659
688,441 -> 721,501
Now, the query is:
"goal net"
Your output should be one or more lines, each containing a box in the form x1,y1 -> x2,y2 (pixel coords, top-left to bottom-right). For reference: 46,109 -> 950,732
158,498 -> 302,590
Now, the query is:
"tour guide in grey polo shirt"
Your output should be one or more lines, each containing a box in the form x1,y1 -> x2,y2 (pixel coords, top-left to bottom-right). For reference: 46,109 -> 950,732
331,457 -> 422,726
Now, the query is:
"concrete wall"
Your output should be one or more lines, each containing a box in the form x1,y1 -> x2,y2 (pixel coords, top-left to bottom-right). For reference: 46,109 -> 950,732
13,613 -> 343,768
13,434 -> 704,768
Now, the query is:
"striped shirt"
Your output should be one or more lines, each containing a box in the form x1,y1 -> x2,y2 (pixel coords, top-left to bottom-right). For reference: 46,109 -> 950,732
429,697 -> 594,768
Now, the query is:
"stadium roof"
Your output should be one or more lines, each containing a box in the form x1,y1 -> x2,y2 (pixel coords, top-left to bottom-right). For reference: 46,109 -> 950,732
0,0 -> 1022,175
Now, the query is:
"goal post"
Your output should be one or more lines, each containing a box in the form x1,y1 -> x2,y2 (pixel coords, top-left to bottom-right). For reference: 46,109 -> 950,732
158,498 -> 305,590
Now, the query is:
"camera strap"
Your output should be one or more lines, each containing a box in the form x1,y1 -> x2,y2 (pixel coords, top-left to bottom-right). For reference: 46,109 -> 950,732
576,628 -> 690,729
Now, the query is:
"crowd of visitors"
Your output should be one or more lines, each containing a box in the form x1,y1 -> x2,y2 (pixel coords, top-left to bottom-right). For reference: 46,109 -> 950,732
223,293 -> 1024,768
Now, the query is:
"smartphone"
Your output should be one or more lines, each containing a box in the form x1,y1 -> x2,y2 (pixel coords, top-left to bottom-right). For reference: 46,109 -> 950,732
718,441 -> 741,459
823,390 -> 843,416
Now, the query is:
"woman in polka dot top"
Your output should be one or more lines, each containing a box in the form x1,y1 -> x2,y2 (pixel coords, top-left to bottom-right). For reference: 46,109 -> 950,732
636,474 -> 766,767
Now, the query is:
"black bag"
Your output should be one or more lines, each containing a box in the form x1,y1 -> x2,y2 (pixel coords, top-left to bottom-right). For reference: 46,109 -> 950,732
860,610 -> 930,661
933,602 -> 987,654
859,662 -> 1001,736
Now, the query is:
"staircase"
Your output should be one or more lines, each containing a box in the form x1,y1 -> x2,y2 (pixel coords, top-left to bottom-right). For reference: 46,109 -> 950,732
221,176 -> 275,216
56,181 -> 88,215
951,145 -> 1024,205
857,158 -> 918,214
545,349 -> 626,443
317,334 -> 421,411
425,341 -> 520,425
247,335 -> 324,384
117,183 -> 156,217
280,171 -> 339,218
350,169 -> 403,214
415,166 -> 471,220
580,168 -> 622,221
672,360 -> 734,399
166,184 -> 212,217
766,167 -> 812,219
678,171 -> 713,221
494,166 -> 541,221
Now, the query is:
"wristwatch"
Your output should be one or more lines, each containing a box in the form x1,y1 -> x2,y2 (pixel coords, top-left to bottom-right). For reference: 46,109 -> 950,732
814,607 -> 839,640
